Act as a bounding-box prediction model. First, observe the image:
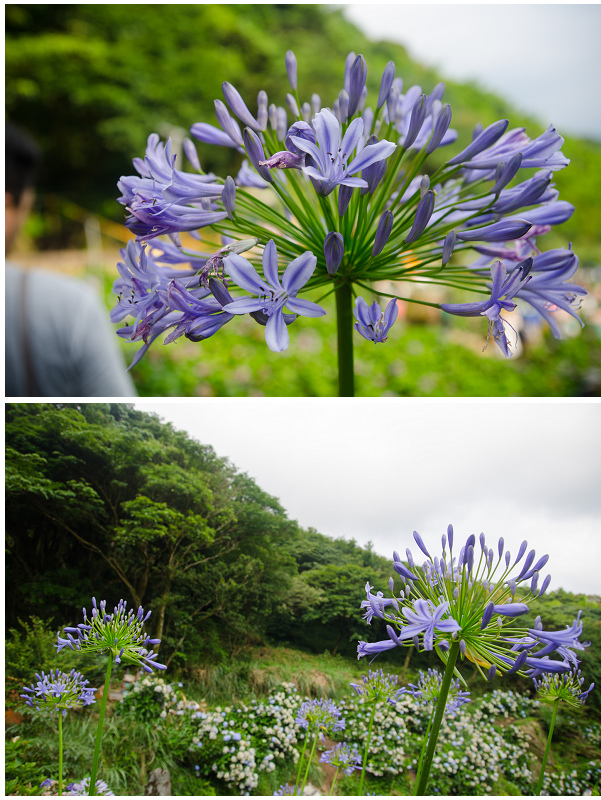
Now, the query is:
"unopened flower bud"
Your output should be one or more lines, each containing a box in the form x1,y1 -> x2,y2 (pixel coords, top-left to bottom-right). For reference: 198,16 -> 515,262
183,138 -> 201,171
324,231 -> 344,275
285,50 -> 297,90
377,61 -> 395,110
404,190 -> 435,244
487,665 -> 497,681
372,211 -> 394,257
404,94 -> 426,149
286,93 -> 300,118
348,54 -> 367,118
222,176 -> 236,220
338,185 -> 354,218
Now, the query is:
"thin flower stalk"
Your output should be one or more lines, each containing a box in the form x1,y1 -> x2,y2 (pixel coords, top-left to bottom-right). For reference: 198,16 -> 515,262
535,697 -> 560,796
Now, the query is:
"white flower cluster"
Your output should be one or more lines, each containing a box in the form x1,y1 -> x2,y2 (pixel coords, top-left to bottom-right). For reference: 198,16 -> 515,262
338,689 -> 533,794
477,688 -> 540,720
188,683 -> 304,793
541,761 -> 601,796
121,675 -> 201,719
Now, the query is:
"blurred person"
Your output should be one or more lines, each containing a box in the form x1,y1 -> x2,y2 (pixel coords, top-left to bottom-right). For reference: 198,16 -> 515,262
5,121 -> 136,396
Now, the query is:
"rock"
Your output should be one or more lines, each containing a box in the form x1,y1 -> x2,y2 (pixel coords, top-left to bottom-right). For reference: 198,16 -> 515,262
123,673 -> 136,684
302,783 -> 321,796
145,768 -> 171,796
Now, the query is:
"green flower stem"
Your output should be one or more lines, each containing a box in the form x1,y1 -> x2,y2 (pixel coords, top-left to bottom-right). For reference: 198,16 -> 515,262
58,710 -> 64,796
335,281 -> 355,396
535,699 -> 560,795
295,730 -> 310,792
358,701 -> 377,796
413,707 -> 435,795
329,765 -> 340,796
89,657 -> 113,797
415,641 -> 461,796
301,732 -> 319,795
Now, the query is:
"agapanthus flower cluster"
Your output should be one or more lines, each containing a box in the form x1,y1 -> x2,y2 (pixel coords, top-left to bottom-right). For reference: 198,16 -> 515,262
349,668 -> 406,705
56,598 -> 166,673
295,698 -> 345,739
357,525 -> 587,681
113,48 -> 586,377
21,669 -> 96,717
273,784 -> 302,796
406,668 -> 471,717
39,778 -> 115,796
320,741 -> 362,775
533,666 -> 595,708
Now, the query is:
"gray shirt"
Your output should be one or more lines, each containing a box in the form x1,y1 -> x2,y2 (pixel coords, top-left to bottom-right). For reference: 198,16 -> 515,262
5,265 -> 137,397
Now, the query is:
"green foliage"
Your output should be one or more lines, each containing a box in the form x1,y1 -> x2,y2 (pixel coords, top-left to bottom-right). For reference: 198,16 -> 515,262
4,737 -> 45,796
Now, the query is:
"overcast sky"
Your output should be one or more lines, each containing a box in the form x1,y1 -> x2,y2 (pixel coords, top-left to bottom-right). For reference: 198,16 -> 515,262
133,400 -> 601,596
342,3 -> 601,141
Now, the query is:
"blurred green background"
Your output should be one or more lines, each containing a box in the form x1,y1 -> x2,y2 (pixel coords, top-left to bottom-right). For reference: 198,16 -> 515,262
6,3 -> 601,396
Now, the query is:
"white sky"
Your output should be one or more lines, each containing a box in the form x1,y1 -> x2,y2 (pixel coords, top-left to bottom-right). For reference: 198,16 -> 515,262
133,399 -> 601,596
341,3 -> 601,141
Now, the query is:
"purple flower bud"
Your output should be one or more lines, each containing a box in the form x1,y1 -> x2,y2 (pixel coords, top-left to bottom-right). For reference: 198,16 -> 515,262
508,580 -> 517,597
257,104 -> 268,131
441,533 -> 447,551
493,602 -> 529,617
301,103 -> 311,122
517,549 -> 536,581
311,93 -> 321,114
456,219 -> 532,242
413,531 -> 432,559
404,190 -> 435,244
404,95 -> 427,149
372,211 -> 394,256
343,51 -> 356,93
459,639 -> 467,656
222,177 -> 236,219
348,55 -> 367,118
492,153 -> 522,194
338,184 -> 354,217
531,573 -> 539,593
465,534 -> 476,551
447,524 -> 454,550
377,61 -> 396,109
286,93 -> 300,118
268,104 -> 278,131
405,548 -> 414,568
285,121 -> 315,155
514,541 -> 528,565
447,119 -> 509,165
183,138 -> 201,171
479,533 -> 486,550
538,574 -> 552,597
438,640 -> 450,652
393,560 -> 417,581
389,577 -> 395,593
214,99 -> 245,147
115,647 -> 124,664
242,129 -> 273,184
386,625 -> 403,647
324,232 -> 344,275
92,597 -> 97,609
454,587 -> 460,600
481,602 -> 495,629
222,81 -> 260,131
393,550 -> 401,562
285,50 -> 297,90
426,104 -> 452,154
466,545 -> 474,575
337,90 -> 349,124
487,665 -> 497,681
507,649 -> 529,675
277,107 -> 288,142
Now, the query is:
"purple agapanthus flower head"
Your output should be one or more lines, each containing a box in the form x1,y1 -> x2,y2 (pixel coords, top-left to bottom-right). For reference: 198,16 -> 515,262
357,524 -> 579,684
349,668 -> 406,705
407,668 -> 471,717
66,777 -> 115,796
21,669 -> 96,717
295,698 -> 345,739
533,666 -> 594,708
56,598 -> 166,673
320,741 -> 362,775
223,239 -> 325,352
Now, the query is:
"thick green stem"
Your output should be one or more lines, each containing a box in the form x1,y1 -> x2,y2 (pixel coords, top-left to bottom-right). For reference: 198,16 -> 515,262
329,765 -> 340,796
300,733 -> 319,795
535,699 -> 559,795
58,711 -> 63,796
415,642 -> 461,796
335,281 -> 355,397
413,706 -> 435,794
358,702 -> 377,795
89,657 -> 113,797
295,730 -> 309,793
